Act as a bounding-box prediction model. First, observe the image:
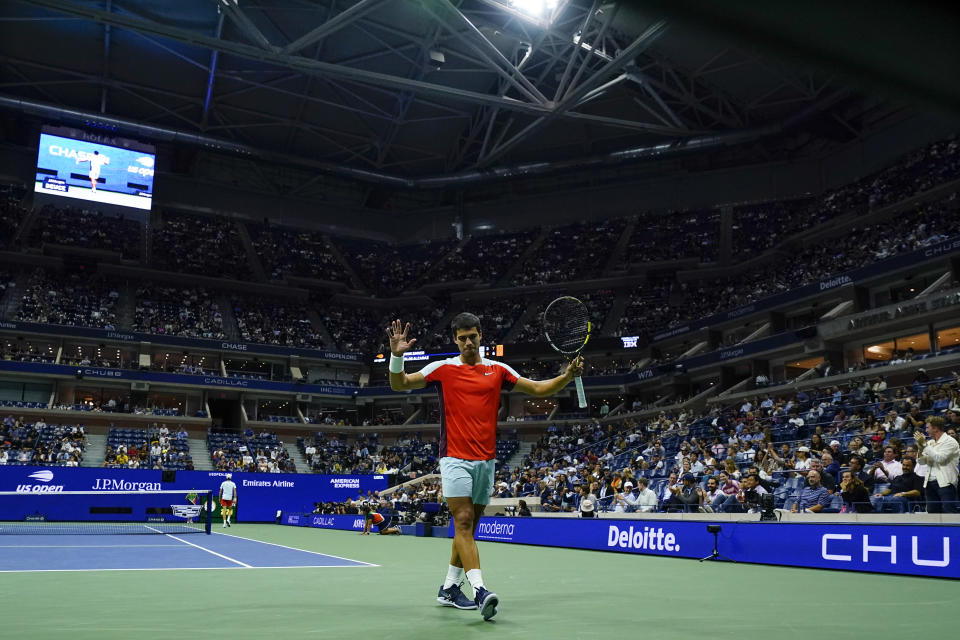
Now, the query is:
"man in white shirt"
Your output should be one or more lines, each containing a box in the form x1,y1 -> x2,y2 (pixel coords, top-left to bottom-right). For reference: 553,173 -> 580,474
703,476 -> 725,511
689,456 -> 705,475
870,445 -> 903,484
915,416 -> 960,513
885,410 -> 906,433
871,377 -> 887,401
674,443 -> 690,467
219,473 -> 238,527
76,150 -> 109,191
632,477 -> 659,512
788,412 -> 805,430
617,478 -> 658,513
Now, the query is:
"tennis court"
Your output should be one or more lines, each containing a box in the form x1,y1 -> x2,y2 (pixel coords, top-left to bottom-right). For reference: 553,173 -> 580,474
0,523 -> 952,640
0,528 -> 375,572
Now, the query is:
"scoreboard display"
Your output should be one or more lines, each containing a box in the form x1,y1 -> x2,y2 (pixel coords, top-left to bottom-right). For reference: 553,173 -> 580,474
373,345 -> 504,364
34,125 -> 156,211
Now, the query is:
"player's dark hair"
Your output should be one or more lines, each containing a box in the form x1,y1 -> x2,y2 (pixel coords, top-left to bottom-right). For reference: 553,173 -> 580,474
450,312 -> 481,336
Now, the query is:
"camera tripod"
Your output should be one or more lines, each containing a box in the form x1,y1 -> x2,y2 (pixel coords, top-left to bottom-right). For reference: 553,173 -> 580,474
699,524 -> 735,562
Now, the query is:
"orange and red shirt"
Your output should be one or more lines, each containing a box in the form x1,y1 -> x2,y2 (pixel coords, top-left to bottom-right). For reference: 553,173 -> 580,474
420,357 -> 520,461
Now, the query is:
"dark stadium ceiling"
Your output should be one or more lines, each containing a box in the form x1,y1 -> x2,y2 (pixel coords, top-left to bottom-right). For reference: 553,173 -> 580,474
0,0 -> 955,189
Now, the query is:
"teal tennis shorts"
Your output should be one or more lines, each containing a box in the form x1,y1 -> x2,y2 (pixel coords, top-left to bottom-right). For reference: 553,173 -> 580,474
439,457 -> 496,505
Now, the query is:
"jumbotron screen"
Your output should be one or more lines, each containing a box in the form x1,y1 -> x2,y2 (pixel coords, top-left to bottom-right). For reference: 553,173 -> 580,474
34,125 -> 156,210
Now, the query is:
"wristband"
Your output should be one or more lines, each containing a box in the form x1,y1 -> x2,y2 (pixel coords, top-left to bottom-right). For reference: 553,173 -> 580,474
389,354 -> 405,374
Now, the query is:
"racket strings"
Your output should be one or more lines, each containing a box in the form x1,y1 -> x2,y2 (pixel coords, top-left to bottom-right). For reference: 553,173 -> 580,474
543,298 -> 590,353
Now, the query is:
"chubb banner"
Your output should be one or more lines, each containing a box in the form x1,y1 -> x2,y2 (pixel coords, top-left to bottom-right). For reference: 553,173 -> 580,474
0,466 -> 386,522
459,517 -> 959,579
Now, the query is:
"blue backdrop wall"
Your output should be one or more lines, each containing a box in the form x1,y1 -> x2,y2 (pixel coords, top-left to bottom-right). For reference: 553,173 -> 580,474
1,466 -> 387,522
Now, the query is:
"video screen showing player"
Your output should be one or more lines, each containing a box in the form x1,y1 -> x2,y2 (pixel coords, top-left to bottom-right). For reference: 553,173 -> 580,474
34,127 -> 156,211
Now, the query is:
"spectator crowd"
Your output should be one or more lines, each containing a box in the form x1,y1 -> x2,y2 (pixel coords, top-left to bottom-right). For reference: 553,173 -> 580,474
0,416 -> 85,466
494,365 -> 960,515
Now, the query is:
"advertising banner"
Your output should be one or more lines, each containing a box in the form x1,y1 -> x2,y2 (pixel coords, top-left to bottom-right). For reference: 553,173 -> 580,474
0,466 -> 386,522
0,319 -> 361,362
303,513 -> 368,532
456,516 -> 959,579
0,359 -> 355,396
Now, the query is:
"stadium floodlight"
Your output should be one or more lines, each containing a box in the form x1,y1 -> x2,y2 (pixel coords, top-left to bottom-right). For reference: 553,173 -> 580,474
479,0 -> 562,28
511,0 -> 558,19
572,32 -> 613,61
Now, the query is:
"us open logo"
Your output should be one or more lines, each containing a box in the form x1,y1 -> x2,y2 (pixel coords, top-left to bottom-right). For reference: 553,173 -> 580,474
29,470 -> 54,482
16,469 -> 65,493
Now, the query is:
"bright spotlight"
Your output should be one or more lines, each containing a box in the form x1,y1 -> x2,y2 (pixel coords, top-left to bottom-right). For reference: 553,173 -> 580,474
511,0 -> 559,20
484,0 -> 561,26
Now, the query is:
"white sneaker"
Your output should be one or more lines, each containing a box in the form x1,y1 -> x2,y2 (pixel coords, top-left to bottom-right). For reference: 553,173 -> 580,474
222,522 -> 227,528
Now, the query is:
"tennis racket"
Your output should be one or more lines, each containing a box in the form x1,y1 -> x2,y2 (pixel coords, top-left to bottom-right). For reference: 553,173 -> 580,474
543,296 -> 591,408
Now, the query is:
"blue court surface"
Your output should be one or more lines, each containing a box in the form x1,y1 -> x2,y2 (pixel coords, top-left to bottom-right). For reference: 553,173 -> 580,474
0,530 -> 378,572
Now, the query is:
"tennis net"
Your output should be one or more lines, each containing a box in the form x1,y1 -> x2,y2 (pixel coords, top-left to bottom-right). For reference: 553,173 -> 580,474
0,490 -> 214,535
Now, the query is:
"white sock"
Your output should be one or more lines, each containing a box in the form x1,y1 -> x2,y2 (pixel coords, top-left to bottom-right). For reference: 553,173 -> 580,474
466,569 -> 484,590
443,565 -> 463,589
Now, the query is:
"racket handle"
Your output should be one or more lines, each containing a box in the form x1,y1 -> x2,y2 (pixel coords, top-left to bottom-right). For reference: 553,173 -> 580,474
574,375 -> 587,409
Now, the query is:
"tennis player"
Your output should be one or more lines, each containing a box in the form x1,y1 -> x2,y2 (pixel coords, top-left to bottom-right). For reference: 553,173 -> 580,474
387,312 -> 583,621
75,150 -> 108,192
359,504 -> 402,535
219,473 -> 237,528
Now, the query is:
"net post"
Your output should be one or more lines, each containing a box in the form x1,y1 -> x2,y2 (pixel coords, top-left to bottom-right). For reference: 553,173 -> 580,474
205,492 -> 213,535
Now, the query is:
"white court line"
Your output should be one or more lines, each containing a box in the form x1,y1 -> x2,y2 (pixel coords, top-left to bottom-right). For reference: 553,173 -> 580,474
144,526 -> 251,568
211,530 -> 380,567
0,565 -> 378,574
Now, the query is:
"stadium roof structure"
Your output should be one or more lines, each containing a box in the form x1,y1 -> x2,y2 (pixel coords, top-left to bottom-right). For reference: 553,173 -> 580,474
0,0 -> 957,196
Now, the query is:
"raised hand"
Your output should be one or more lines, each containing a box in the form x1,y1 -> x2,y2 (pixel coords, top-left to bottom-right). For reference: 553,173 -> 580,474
386,319 -> 417,356
564,355 -> 585,378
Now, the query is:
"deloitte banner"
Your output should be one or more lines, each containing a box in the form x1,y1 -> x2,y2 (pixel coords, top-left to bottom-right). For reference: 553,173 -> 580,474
460,516 -> 959,579
0,466 -> 386,522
